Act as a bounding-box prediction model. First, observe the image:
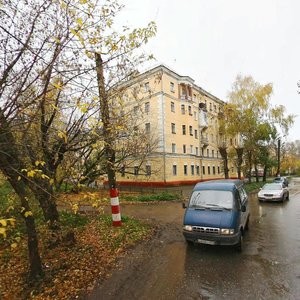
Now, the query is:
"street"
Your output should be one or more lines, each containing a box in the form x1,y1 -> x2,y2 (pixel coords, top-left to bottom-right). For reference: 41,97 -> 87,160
87,178 -> 300,300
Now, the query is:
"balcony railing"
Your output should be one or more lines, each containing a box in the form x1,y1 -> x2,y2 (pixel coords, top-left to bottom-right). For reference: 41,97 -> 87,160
180,95 -> 193,102
201,137 -> 209,146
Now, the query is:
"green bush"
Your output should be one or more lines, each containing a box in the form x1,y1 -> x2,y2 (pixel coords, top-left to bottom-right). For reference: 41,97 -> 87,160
122,192 -> 178,202
244,181 -> 266,193
60,211 -> 89,227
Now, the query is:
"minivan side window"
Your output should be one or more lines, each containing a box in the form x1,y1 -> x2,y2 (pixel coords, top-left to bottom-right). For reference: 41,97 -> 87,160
238,188 -> 247,204
236,190 -> 242,209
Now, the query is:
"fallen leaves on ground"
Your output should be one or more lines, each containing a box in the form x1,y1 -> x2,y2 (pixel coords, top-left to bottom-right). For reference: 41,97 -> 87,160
0,215 -> 154,300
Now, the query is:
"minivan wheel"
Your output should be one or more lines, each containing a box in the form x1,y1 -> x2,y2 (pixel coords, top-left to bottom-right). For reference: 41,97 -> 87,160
235,233 -> 243,252
286,192 -> 289,200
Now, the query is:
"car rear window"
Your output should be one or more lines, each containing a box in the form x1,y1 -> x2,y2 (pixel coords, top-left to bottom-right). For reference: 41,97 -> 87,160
189,190 -> 234,209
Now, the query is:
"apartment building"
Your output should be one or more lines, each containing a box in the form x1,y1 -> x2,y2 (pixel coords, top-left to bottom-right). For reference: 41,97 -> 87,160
116,64 -> 238,186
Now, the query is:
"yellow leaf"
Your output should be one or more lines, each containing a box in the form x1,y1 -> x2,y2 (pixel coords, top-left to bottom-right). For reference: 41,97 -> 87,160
53,82 -> 63,90
80,0 -> 87,3
18,176 -> 21,181
72,204 -> 79,214
76,18 -> 83,26
24,211 -> 33,218
6,206 -> 14,213
27,170 -> 35,178
7,218 -> 16,226
0,228 -> 7,238
58,131 -> 67,143
0,219 -> 7,227
11,243 -> 18,249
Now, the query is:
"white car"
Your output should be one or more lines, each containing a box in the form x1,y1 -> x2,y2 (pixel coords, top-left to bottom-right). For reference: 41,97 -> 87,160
258,183 -> 289,202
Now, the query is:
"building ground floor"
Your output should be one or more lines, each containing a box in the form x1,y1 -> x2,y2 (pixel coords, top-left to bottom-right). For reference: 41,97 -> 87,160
115,154 -> 239,187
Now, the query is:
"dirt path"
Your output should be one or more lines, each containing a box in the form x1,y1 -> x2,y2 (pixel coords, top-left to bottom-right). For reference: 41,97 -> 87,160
85,218 -> 185,300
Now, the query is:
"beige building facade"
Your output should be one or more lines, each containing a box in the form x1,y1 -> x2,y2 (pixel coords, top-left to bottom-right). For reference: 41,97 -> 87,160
117,64 -> 238,186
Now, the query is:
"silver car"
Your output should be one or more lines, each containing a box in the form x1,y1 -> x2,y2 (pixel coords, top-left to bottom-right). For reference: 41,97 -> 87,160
258,183 -> 289,202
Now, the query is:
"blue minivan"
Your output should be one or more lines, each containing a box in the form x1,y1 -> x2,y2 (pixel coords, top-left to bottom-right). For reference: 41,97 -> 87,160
182,179 -> 249,251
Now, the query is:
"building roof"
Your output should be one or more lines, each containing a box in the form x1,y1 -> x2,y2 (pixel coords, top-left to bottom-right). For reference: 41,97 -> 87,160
122,63 -> 225,105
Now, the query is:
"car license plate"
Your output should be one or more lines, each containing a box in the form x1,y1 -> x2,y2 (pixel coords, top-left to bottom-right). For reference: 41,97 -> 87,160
197,239 -> 216,245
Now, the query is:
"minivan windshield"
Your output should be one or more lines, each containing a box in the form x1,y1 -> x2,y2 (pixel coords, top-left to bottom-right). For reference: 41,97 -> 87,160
189,190 -> 234,210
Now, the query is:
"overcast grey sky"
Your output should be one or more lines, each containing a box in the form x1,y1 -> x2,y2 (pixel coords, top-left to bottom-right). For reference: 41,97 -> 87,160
119,0 -> 300,141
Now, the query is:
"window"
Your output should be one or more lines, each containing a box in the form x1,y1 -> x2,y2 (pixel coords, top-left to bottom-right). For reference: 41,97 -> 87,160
214,104 -> 217,112
145,102 -> 150,113
194,111 -> 197,121
171,101 -> 175,112
144,82 -> 150,92
170,82 -> 175,92
212,150 -> 214,157
209,103 -> 212,111
190,145 -> 193,154
196,147 -> 198,156
196,165 -> 200,175
217,151 -> 219,158
191,165 -> 195,175
189,126 -> 193,136
173,165 -> 177,176
184,165 -> 188,175
134,166 -> 139,176
145,123 -> 150,134
202,166 -> 205,175
188,106 -> 192,115
133,106 -> 139,115
183,144 -> 186,153
218,166 -> 220,174
172,143 -> 176,153
194,130 -> 198,139
146,165 -> 151,176
213,166 -> 216,175
207,149 -> 209,157
171,123 -> 176,134
181,104 -> 185,114
182,125 -> 186,135
208,166 -> 211,175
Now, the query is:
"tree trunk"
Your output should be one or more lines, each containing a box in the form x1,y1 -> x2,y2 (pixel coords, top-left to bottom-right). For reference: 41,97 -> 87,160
11,180 -> 43,279
254,164 -> 259,183
0,112 -> 43,279
31,181 -> 59,229
247,150 -> 252,183
235,147 -> 243,179
263,165 -> 267,182
219,147 -> 229,179
95,53 -> 117,188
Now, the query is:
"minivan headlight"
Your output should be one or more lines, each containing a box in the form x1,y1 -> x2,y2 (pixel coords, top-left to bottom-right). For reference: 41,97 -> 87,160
221,228 -> 235,235
183,225 -> 193,232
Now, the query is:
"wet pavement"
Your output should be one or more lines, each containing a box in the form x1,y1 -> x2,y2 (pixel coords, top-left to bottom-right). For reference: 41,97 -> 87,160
88,178 -> 300,300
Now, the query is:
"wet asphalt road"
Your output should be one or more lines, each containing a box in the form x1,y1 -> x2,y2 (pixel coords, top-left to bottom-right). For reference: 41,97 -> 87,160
88,178 -> 300,300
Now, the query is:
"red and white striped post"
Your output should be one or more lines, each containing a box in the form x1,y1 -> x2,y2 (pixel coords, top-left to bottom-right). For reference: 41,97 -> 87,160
110,188 -> 122,226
